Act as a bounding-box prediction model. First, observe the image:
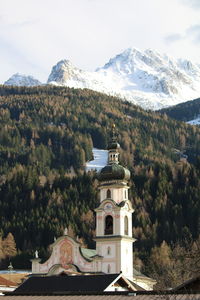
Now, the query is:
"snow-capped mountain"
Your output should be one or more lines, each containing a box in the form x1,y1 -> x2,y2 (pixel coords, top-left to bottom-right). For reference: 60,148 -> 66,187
47,60 -> 118,96
48,48 -> 200,110
5,49 -> 200,109
4,73 -> 42,87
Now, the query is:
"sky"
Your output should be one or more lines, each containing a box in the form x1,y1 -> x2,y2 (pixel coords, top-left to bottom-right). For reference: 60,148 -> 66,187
0,0 -> 200,83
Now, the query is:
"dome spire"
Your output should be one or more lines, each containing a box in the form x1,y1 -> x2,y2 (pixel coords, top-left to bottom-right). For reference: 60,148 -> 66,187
108,124 -> 120,164
98,124 -> 130,182
111,123 -> 117,141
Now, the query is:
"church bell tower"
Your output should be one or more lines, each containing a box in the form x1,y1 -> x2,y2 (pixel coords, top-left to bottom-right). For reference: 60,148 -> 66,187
95,125 -> 135,280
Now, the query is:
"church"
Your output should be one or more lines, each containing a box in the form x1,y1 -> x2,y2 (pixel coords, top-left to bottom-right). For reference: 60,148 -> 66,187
31,126 -> 156,291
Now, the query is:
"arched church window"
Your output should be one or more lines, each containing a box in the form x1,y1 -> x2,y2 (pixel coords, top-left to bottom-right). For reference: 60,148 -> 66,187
107,264 -> 111,273
124,216 -> 128,235
107,189 -> 111,199
105,215 -> 113,235
107,246 -> 111,255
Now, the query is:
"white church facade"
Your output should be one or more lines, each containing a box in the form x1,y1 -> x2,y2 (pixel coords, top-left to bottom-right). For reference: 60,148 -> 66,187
31,126 -> 156,291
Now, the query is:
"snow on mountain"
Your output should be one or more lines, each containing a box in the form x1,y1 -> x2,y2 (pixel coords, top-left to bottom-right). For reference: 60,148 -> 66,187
47,60 -> 119,96
4,73 -> 42,87
47,48 -> 200,110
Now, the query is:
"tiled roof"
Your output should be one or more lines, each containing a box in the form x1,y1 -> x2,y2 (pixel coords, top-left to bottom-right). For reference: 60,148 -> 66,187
0,275 -> 17,287
3,294 -> 200,299
80,248 -> 97,260
0,273 -> 29,284
172,275 -> 200,291
13,274 -> 121,294
132,268 -> 152,280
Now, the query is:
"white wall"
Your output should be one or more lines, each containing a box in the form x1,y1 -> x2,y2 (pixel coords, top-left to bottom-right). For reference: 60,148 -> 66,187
100,187 -> 129,203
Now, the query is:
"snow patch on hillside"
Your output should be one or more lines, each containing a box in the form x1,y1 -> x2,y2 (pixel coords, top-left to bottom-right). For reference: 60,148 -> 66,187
187,117 -> 200,125
86,148 -> 108,172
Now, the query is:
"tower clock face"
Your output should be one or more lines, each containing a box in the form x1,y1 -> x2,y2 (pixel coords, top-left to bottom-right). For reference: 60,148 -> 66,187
104,203 -> 113,212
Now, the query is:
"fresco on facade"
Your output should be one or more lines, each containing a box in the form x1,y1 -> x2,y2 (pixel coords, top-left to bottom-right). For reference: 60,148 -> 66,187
60,239 -> 73,268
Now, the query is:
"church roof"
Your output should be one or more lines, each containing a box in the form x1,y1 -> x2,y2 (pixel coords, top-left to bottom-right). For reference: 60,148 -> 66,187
172,275 -> 200,292
107,141 -> 120,150
3,294 -> 200,299
80,248 -> 98,261
133,268 -> 150,280
98,163 -> 130,182
12,274 -> 135,295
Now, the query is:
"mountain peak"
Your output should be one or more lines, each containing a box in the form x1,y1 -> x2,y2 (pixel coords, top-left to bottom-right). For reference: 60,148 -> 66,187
4,73 -> 42,87
121,47 -> 141,56
47,59 -> 79,84
56,59 -> 74,68
47,48 -> 200,109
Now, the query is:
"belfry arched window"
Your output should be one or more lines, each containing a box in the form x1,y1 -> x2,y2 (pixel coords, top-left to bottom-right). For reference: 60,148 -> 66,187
105,215 -> 113,235
107,189 -> 111,199
124,216 -> 128,236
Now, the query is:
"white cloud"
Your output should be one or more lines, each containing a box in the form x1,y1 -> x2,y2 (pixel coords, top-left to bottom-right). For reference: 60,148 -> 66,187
186,25 -> 200,43
165,34 -> 183,44
179,0 -> 200,9
165,25 -> 200,45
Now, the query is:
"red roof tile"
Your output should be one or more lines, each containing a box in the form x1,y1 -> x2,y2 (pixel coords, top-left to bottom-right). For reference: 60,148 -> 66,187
0,275 -> 17,286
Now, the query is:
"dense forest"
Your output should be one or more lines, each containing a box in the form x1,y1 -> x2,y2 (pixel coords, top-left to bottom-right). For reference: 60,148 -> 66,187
159,97 -> 200,122
0,85 -> 200,288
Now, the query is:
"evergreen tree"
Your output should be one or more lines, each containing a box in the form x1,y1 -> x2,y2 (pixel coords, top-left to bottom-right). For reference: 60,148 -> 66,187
3,233 -> 17,258
0,237 -> 5,260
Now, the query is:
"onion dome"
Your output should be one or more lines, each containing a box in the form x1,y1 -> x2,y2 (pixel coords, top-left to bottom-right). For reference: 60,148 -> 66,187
98,163 -> 130,182
107,141 -> 120,150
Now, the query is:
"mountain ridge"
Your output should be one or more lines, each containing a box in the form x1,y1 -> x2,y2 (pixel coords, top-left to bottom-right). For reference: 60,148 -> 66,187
159,97 -> 200,122
4,48 -> 200,109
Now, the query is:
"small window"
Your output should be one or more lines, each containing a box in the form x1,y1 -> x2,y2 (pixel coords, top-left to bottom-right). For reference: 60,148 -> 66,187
107,189 -> 111,199
124,216 -> 128,235
105,215 -> 113,235
107,264 -> 111,273
107,246 -> 111,255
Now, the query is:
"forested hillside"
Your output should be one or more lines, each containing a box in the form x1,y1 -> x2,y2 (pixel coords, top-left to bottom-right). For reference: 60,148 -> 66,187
0,85 -> 200,287
159,97 -> 200,121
